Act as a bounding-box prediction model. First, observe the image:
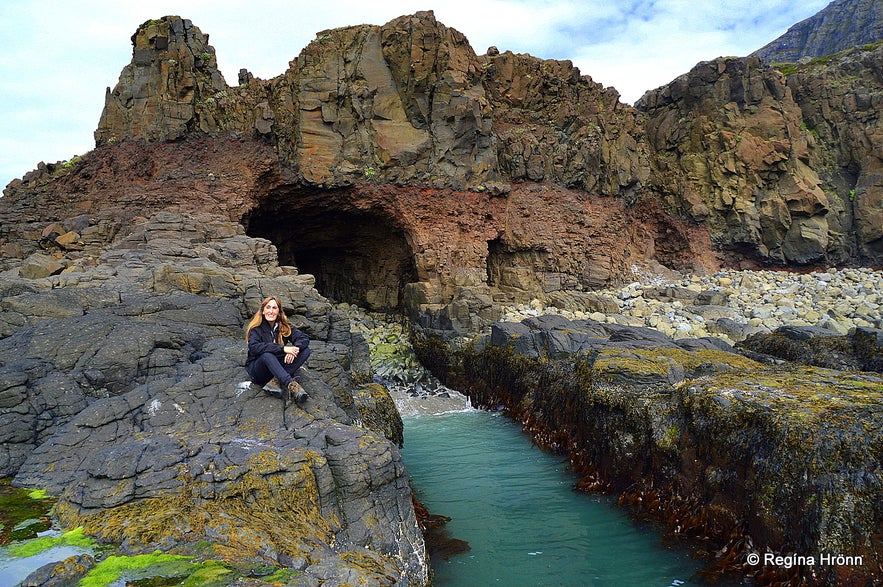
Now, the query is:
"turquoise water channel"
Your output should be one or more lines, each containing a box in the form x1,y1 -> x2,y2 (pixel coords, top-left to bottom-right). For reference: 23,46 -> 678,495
402,410 -> 710,587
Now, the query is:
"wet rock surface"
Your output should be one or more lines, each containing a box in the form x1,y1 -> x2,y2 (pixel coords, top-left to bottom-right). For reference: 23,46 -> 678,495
416,310 -> 883,586
0,212 -> 428,586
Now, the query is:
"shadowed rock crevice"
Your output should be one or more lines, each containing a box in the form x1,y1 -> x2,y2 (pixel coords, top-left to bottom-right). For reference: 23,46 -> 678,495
245,191 -> 418,312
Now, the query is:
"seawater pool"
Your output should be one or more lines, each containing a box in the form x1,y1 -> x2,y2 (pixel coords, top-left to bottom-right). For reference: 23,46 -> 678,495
2,400 -> 721,586
0,544 -> 89,586
401,409 -> 711,587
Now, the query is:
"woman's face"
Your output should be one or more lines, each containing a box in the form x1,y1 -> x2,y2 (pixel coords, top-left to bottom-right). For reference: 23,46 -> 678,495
262,299 -> 280,323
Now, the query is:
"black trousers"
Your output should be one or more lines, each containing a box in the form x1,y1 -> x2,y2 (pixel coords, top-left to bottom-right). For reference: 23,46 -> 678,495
247,347 -> 311,388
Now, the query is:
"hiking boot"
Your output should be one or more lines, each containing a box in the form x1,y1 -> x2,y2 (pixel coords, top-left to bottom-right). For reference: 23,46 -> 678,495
258,377 -> 281,397
288,379 -> 309,404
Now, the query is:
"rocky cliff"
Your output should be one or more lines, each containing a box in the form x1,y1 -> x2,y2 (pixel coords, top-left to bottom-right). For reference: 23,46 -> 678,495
416,316 -> 883,586
635,42 -> 882,266
0,212 -> 428,585
784,41 -> 883,263
2,11 -> 880,341
1,7 -> 881,586
637,56 -> 832,265
752,0 -> 883,64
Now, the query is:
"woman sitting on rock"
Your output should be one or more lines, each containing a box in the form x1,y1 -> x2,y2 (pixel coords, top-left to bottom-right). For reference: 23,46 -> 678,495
245,296 -> 310,404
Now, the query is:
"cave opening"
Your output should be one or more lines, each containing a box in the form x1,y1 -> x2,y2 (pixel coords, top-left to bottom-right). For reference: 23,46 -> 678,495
245,201 -> 417,313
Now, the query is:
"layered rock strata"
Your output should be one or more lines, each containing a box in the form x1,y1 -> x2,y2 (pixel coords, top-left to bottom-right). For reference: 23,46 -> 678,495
3,12 -> 882,345
1,212 -> 428,586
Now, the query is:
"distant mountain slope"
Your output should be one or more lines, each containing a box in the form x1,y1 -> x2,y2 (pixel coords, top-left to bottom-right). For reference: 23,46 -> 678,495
752,0 -> 883,63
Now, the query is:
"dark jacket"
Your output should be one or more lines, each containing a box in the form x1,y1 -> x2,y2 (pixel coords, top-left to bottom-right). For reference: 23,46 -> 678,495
246,318 -> 310,369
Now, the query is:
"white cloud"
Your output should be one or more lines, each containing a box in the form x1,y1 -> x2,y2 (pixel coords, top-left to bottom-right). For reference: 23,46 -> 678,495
0,0 -> 830,188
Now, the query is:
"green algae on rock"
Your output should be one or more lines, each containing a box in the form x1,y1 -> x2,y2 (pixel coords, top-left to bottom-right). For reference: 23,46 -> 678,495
0,479 -> 57,544
78,553 -> 222,587
7,527 -> 95,558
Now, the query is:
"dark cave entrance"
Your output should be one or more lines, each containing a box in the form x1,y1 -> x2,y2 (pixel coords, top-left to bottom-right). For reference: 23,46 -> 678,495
245,201 -> 418,313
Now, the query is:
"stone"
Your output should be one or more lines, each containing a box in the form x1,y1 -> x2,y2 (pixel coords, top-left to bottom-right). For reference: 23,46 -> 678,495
0,213 -> 429,586
0,9 -> 882,581
352,383 -> 404,447
2,15 -> 881,353
19,554 -> 96,587
54,230 -> 83,250
738,326 -> 881,372
18,254 -> 65,279
752,0 -> 882,63
418,303 -> 883,587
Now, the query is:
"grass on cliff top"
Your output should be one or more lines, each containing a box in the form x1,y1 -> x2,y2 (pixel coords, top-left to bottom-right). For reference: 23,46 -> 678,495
774,40 -> 883,76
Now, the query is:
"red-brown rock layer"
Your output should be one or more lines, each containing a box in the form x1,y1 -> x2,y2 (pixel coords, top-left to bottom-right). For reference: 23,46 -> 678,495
2,13 -> 881,325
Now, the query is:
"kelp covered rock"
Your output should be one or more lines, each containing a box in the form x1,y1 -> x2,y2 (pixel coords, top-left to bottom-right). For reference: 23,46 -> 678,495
738,325 -> 883,372
418,315 -> 883,586
352,382 -> 405,447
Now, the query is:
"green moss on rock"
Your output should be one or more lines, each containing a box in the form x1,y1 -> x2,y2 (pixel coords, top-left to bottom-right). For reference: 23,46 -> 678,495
0,479 -> 57,544
79,552 -> 199,587
8,526 -> 95,558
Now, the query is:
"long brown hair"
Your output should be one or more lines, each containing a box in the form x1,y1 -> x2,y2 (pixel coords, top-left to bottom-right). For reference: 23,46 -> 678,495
245,296 -> 293,343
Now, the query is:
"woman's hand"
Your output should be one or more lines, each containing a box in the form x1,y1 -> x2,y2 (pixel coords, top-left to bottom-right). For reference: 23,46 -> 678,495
283,345 -> 300,363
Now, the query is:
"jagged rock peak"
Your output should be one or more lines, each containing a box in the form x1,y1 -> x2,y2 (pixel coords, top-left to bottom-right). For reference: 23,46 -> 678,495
91,11 -> 644,194
95,15 -> 229,144
752,0 -> 883,64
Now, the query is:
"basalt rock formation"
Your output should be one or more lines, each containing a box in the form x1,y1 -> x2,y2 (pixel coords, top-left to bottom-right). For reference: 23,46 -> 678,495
637,56 -> 832,265
1,8 -> 882,585
1,212 -> 428,586
636,41 -> 883,267
414,315 -> 883,586
783,42 -> 883,262
752,0 -> 883,64
4,10 -> 881,340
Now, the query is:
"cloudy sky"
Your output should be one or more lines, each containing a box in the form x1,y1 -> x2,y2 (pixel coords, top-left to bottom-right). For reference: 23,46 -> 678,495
0,0 -> 830,188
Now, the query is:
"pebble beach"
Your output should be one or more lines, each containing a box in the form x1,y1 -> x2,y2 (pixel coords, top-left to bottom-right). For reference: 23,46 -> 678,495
502,267 -> 883,345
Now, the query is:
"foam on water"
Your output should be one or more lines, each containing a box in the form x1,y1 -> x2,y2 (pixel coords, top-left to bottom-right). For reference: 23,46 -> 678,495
387,383 -> 476,418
